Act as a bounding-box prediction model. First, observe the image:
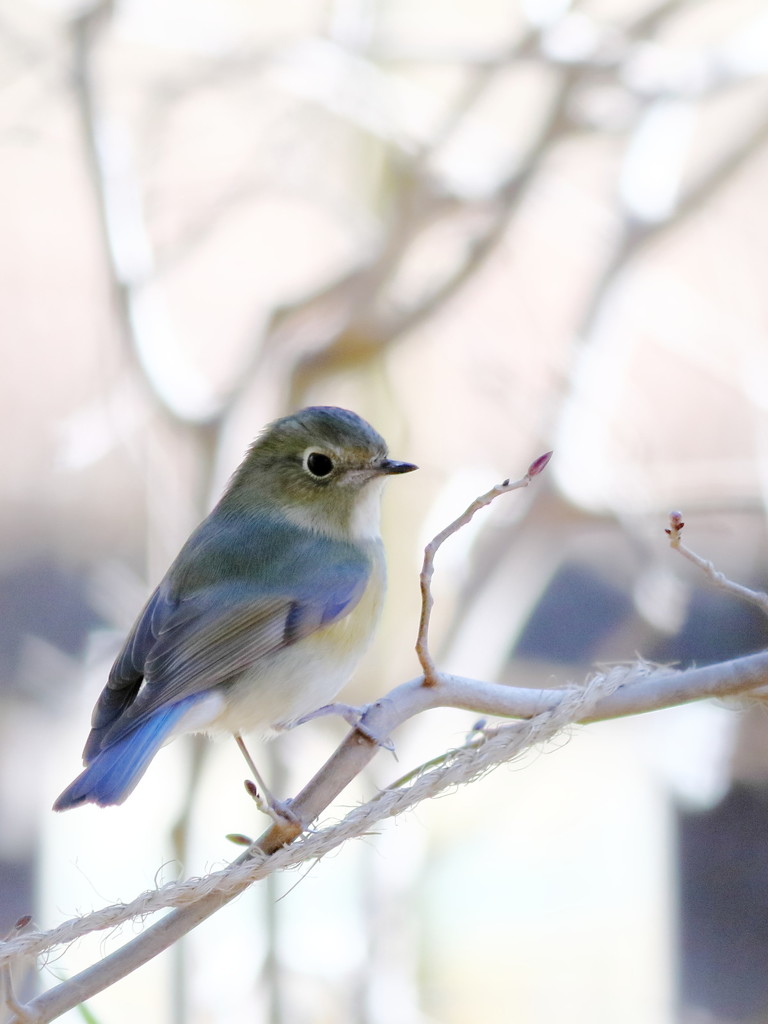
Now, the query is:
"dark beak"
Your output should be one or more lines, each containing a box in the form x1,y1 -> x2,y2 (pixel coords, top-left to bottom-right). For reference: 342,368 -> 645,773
378,458 -> 418,475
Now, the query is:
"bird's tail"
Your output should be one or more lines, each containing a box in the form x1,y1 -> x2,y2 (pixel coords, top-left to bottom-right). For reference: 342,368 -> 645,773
53,699 -> 198,811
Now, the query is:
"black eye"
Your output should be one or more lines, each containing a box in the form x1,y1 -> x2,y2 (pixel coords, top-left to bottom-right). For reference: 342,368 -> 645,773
305,452 -> 334,478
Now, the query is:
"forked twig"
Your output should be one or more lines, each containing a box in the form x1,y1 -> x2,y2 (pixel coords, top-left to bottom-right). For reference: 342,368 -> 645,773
416,451 -> 553,684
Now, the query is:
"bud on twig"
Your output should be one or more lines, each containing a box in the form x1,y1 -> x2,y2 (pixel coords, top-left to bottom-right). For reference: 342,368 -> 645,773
665,510 -> 685,538
527,450 -> 553,478
225,834 -> 253,847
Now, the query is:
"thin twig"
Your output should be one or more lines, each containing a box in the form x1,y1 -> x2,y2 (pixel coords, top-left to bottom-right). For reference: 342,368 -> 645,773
666,511 -> 768,617
416,452 -> 553,684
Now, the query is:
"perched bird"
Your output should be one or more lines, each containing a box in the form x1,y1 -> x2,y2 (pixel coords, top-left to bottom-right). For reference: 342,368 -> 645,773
53,406 -> 416,811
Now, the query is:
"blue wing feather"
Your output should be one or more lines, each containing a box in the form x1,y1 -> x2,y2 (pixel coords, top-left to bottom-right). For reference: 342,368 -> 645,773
57,510 -> 372,808
53,695 -> 204,809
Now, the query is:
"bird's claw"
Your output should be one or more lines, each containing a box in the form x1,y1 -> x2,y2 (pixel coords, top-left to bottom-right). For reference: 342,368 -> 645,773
289,702 -> 396,754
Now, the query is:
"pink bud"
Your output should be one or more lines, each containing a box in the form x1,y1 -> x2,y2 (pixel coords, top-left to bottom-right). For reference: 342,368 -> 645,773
665,510 -> 685,536
528,451 -> 553,477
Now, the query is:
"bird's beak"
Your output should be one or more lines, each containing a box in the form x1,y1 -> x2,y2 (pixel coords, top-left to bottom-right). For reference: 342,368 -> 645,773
377,458 -> 418,475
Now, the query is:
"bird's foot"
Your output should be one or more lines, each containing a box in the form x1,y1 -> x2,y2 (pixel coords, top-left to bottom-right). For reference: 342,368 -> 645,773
288,702 -> 396,753
243,779 -> 302,829
234,732 -> 303,830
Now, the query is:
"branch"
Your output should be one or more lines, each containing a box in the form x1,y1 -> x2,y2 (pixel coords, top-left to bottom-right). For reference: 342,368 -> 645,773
417,452 -> 553,683
666,510 -> 768,617
69,3 -> 221,427
378,67 -> 577,346
284,63 -> 578,404
7,652 -> 768,987
577,103 -> 768,343
8,468 -> 768,1023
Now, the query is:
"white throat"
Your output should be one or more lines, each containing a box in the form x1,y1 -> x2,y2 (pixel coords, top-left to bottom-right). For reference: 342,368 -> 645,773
350,478 -> 384,541
281,478 -> 385,541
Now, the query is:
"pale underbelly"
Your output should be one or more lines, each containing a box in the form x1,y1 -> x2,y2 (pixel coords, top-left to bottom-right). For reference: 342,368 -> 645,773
171,573 -> 384,740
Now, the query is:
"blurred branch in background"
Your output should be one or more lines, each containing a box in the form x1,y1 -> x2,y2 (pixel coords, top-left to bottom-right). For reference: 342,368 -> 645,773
64,0 -> 768,439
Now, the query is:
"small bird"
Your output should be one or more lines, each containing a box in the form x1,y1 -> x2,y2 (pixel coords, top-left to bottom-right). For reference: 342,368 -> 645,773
53,406 -> 416,811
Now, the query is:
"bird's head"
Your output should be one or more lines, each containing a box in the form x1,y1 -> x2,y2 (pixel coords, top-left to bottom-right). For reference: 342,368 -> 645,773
225,406 -> 417,539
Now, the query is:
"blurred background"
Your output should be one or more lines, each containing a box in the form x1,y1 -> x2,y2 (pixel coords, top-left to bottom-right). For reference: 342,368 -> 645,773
2,0 -> 768,1021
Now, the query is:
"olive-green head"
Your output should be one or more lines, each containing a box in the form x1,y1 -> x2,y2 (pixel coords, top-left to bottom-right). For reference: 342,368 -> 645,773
223,406 -> 417,538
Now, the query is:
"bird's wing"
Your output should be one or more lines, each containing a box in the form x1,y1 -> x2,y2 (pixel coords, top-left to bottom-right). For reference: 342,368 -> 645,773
84,547 -> 371,761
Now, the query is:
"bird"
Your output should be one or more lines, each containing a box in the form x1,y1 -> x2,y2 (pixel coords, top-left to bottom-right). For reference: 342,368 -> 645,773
53,406 -> 417,812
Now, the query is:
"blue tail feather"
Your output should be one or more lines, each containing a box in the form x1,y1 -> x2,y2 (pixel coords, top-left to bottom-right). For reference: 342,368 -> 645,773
53,698 -> 200,810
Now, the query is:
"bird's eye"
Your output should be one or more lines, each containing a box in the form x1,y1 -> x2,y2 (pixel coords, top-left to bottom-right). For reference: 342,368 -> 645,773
305,451 -> 334,478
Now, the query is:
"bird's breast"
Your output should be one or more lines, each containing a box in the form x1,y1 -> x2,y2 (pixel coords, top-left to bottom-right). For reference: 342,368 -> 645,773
202,541 -> 387,737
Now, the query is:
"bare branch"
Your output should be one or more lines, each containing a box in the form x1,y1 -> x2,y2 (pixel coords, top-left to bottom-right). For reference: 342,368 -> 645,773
575,103 -> 768,347
283,65 -> 577,405
6,649 -> 768,1009
416,453 -> 553,684
380,69 -> 576,346
667,511 -> 768,617
69,3 -> 220,427
408,29 -> 538,168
